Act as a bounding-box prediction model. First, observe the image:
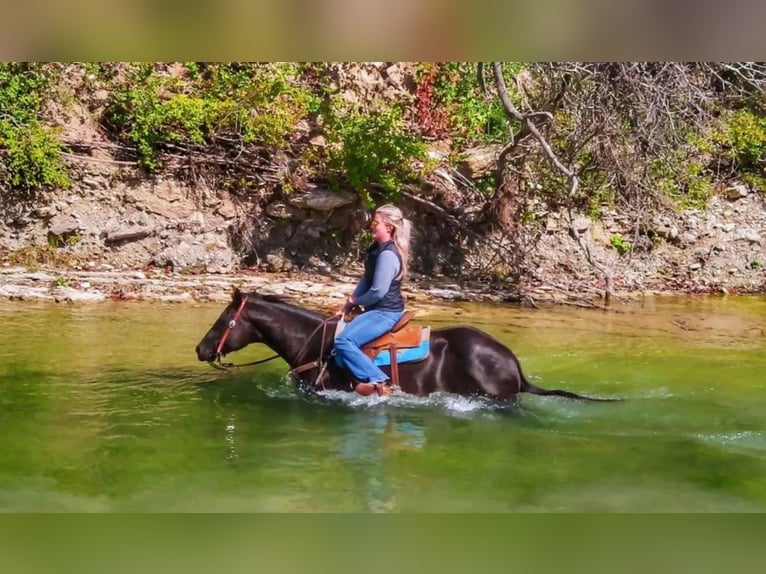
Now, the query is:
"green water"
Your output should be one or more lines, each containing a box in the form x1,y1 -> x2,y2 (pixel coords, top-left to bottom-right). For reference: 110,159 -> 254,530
1,296 -> 765,512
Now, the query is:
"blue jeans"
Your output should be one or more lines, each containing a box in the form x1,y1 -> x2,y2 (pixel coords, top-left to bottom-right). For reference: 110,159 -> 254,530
333,309 -> 404,383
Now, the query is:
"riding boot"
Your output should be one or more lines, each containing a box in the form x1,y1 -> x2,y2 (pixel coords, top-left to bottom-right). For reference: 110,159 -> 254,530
355,380 -> 397,396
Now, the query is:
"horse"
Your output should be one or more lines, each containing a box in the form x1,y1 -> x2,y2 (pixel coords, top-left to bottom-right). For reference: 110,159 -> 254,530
195,288 -> 614,402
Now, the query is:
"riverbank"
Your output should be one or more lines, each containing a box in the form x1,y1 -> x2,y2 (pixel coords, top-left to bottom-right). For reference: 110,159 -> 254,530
1,261 -> 745,313
0,265 -> 527,311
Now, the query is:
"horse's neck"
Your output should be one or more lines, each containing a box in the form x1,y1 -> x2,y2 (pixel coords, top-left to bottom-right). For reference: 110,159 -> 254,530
247,302 -> 327,366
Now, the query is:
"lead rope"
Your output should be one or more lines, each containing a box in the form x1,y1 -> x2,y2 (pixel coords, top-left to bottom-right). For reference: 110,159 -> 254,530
289,317 -> 333,389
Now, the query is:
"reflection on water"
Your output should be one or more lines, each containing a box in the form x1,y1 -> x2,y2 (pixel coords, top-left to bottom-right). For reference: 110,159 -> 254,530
336,410 -> 425,512
1,296 -> 765,511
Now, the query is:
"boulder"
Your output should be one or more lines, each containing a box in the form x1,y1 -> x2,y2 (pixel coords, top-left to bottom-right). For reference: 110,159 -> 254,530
157,236 -> 237,273
105,226 -> 154,244
725,183 -> 749,200
49,213 -> 84,237
286,188 -> 355,211
570,216 -> 592,235
457,145 -> 501,179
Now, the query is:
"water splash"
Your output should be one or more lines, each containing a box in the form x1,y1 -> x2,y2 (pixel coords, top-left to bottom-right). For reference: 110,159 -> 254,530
313,387 -> 514,418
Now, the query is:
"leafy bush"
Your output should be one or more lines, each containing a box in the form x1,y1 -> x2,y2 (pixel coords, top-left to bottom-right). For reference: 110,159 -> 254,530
715,108 -> 766,190
416,62 -> 519,145
651,153 -> 714,210
324,104 -> 428,206
0,63 -> 69,197
610,234 -> 632,255
103,63 -> 320,169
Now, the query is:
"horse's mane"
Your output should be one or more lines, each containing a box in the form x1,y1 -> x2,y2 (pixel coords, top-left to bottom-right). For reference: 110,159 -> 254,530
251,292 -> 290,304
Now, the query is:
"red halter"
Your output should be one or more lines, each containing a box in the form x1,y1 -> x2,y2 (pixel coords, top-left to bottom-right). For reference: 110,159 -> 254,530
215,295 -> 249,357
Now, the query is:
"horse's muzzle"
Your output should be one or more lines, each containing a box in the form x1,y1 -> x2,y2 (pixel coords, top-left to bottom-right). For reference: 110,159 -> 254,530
195,344 -> 216,362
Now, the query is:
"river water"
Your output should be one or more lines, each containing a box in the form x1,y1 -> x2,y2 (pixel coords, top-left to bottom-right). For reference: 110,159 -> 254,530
1,296 -> 765,512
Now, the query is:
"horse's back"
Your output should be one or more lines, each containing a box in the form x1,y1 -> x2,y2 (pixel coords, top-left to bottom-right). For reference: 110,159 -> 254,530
431,324 -> 509,350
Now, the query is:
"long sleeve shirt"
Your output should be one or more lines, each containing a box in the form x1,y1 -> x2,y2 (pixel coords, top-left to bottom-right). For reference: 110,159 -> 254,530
351,250 -> 401,308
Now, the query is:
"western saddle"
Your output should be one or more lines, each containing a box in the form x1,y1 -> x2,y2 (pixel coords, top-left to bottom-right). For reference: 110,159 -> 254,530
359,310 -> 422,388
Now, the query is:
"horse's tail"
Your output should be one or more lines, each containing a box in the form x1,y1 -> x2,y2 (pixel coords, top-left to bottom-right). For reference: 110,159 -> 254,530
520,372 -> 621,403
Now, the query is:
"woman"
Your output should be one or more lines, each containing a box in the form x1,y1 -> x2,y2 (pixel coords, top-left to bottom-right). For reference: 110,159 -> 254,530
333,204 -> 412,396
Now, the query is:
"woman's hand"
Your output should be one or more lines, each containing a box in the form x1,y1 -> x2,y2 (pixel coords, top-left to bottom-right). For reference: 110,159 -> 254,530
333,295 -> 356,318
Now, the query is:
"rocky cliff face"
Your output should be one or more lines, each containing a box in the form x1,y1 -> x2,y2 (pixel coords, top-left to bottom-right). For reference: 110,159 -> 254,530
0,62 -> 764,300
2,149 -> 763,299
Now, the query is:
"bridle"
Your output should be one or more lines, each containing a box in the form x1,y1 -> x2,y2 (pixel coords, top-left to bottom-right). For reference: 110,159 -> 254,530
214,294 -> 249,359
210,295 -> 334,389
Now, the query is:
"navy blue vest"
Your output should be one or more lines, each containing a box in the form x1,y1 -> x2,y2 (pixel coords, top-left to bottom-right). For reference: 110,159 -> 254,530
363,240 -> 404,312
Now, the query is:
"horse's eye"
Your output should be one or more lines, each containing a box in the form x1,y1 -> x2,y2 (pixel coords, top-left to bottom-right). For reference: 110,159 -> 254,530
228,320 -> 237,329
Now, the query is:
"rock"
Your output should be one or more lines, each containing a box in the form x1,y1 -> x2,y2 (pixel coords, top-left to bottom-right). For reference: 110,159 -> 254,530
28,272 -> 56,282
266,202 -> 298,219
309,135 -> 326,147
722,223 -> 736,233
651,216 -> 679,240
739,230 -> 762,244
457,145 -> 501,179
82,177 -> 104,190
679,232 -> 697,246
157,237 -> 237,274
690,263 -> 702,270
265,253 -> 293,272
133,186 -> 195,219
105,226 -> 154,244
385,64 -> 405,86
426,288 -> 465,300
725,183 -> 749,200
286,188 -> 355,211
49,214 -> 83,237
0,284 -> 53,300
570,217 -> 592,235
34,206 -> 56,219
546,218 -> 559,233
52,287 -> 106,302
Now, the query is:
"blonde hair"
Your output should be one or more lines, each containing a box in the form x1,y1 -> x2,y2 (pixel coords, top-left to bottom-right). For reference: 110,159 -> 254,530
375,204 -> 412,280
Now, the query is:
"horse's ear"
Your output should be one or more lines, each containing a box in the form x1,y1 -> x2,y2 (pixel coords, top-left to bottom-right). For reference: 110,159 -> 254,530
232,287 -> 242,305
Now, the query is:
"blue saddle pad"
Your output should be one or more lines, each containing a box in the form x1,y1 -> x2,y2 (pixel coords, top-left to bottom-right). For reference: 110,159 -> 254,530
372,338 -> 430,367
333,321 -> 431,367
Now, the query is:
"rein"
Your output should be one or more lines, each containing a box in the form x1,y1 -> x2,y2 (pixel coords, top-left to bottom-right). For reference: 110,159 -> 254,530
210,295 -> 335,388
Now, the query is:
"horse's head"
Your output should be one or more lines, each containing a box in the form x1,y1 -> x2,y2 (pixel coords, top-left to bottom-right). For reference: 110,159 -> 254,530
195,288 -> 261,362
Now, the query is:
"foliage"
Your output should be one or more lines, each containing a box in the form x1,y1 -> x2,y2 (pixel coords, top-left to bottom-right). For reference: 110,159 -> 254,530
609,234 -> 632,255
651,151 -> 714,210
103,63 -> 320,169
0,63 -> 70,197
323,103 -> 428,207
714,108 -> 766,190
4,245 -> 77,269
416,62 -> 520,145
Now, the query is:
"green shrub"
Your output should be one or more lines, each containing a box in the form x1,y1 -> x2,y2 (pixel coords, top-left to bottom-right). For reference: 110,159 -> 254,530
610,234 -> 632,255
324,104 -> 427,206
417,62 -> 521,145
103,63 -> 320,169
650,148 -> 714,210
715,108 -> 766,190
0,63 -> 69,196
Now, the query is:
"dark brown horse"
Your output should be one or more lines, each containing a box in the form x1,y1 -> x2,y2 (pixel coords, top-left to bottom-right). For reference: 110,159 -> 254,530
195,288 -> 614,402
